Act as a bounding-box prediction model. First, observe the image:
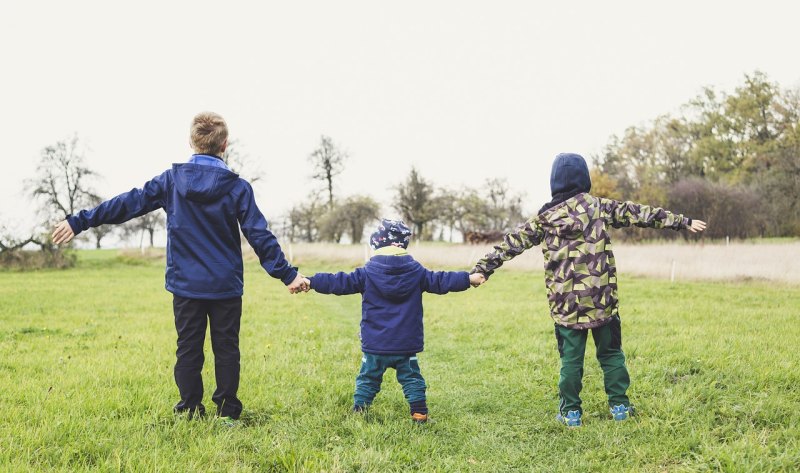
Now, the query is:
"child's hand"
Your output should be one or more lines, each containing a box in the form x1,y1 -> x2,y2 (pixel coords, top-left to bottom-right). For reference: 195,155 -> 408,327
51,220 -> 75,245
469,273 -> 486,287
288,274 -> 310,294
688,220 -> 707,233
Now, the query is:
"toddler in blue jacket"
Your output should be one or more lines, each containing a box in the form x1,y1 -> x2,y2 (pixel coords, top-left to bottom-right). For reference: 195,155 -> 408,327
301,219 -> 483,423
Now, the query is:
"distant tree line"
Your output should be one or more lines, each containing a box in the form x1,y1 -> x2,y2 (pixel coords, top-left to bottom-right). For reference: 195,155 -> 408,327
4,71 -> 797,269
592,71 -> 800,239
283,136 -> 526,243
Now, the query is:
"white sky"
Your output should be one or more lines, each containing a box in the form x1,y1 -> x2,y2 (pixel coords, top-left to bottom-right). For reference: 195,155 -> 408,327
2,1 -> 799,239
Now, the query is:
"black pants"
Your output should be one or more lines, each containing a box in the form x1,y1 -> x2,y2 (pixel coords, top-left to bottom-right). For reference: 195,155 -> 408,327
172,295 -> 243,419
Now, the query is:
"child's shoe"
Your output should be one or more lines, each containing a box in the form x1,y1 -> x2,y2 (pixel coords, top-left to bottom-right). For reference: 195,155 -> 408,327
411,412 -> 428,424
217,416 -> 239,428
610,404 -> 634,421
352,404 -> 368,414
556,410 -> 582,427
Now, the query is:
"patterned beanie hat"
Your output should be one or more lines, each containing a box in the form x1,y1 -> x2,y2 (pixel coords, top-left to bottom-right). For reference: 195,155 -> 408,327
370,218 -> 412,250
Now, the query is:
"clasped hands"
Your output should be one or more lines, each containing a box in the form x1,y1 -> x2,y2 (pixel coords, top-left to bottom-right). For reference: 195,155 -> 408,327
287,274 -> 312,294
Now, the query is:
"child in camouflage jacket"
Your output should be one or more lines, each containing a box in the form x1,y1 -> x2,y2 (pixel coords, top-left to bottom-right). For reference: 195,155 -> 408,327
471,153 -> 706,427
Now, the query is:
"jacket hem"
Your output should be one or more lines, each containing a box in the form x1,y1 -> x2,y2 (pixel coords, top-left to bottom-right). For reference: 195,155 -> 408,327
167,286 -> 244,300
362,347 -> 423,356
554,317 -> 614,330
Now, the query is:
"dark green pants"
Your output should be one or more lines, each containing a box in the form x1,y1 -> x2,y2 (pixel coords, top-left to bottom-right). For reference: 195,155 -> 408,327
554,315 -> 630,415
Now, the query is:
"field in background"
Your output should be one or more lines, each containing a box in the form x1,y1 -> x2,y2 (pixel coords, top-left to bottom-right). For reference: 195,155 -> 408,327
285,240 -> 800,284
1,250 -> 799,471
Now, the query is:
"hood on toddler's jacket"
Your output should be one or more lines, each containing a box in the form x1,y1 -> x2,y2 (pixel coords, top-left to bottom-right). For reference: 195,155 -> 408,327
364,256 -> 422,302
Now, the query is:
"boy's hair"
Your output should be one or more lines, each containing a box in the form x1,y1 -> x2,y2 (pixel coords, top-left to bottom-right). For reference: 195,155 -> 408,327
190,112 -> 228,155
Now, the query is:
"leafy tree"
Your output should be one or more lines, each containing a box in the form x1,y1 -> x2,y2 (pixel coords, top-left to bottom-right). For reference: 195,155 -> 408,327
589,168 -> 622,200
393,167 -> 435,239
595,71 -> 800,237
431,188 -> 462,242
340,195 -> 380,244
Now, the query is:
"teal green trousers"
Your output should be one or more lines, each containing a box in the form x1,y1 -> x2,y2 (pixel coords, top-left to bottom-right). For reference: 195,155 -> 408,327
554,315 -> 630,415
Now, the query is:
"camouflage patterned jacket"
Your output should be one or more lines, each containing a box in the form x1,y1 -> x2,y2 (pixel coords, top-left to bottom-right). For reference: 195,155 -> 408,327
472,193 -> 690,329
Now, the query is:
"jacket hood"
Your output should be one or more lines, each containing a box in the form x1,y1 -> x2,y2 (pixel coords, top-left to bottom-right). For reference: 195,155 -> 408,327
364,255 -> 423,301
173,163 -> 240,203
550,153 -> 591,197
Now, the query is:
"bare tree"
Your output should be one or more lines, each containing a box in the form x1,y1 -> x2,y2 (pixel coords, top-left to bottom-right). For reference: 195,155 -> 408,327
122,211 -> 166,248
288,199 -> 325,243
485,178 -> 526,231
309,135 -> 347,210
223,139 -> 263,184
26,135 -> 100,222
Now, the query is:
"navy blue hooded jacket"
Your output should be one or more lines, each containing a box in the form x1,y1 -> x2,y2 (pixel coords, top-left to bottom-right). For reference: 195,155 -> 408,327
308,254 -> 470,355
66,157 -> 297,299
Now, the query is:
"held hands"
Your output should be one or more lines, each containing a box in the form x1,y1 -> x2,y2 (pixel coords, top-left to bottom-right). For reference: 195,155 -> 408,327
288,274 -> 311,294
469,273 -> 486,288
52,220 -> 75,245
688,220 -> 707,233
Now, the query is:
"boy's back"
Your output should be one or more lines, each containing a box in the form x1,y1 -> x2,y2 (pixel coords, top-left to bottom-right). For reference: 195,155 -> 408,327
474,154 -> 692,330
536,192 -> 688,328
65,159 -> 296,299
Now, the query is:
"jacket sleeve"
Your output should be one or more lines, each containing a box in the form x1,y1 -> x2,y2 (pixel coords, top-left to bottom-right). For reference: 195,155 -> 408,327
309,269 -> 365,295
237,181 -> 298,285
472,217 -> 545,279
66,171 -> 168,235
599,197 -> 689,230
421,270 -> 470,294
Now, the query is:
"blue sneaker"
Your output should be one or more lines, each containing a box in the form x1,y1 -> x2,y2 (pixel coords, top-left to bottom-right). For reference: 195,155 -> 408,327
610,404 -> 633,421
556,410 -> 582,427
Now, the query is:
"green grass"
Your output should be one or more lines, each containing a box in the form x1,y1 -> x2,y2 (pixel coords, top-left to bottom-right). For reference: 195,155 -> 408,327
1,250 -> 799,472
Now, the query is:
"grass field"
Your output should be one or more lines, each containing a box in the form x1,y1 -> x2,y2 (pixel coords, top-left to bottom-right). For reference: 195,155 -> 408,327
1,249 -> 799,472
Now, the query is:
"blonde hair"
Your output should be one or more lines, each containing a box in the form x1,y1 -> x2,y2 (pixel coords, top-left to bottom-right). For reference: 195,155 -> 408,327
190,112 -> 228,155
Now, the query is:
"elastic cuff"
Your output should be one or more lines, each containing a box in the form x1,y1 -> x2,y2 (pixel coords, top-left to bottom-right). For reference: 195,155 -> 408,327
280,267 -> 299,285
409,400 -> 428,415
66,216 -> 82,236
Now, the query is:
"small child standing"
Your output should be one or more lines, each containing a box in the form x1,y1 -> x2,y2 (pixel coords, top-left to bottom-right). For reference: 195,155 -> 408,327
302,219 -> 483,423
471,153 -> 706,427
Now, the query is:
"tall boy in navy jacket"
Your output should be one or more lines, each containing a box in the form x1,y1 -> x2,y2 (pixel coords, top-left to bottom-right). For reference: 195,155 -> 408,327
302,219 -> 483,423
52,112 -> 307,422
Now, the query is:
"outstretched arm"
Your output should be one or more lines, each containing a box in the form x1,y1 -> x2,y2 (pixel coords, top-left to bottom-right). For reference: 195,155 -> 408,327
53,172 -> 169,244
599,197 -> 690,231
472,217 -> 545,279
308,269 -> 366,295
421,270 -> 470,294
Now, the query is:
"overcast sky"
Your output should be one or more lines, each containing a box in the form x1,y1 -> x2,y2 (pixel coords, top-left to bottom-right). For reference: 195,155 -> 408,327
2,1 -> 799,239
